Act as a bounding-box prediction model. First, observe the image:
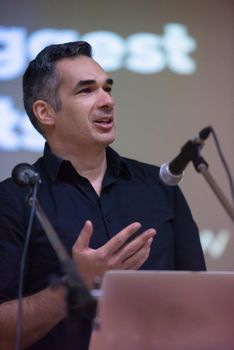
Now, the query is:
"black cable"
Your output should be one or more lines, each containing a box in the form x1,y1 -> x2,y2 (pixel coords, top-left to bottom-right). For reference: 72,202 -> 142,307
14,182 -> 38,350
210,127 -> 234,205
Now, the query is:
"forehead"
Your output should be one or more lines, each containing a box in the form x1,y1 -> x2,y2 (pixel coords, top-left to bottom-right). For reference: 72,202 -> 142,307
55,56 -> 108,83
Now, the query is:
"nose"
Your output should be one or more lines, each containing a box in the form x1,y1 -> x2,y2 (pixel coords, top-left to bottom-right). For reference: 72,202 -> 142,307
97,89 -> 115,110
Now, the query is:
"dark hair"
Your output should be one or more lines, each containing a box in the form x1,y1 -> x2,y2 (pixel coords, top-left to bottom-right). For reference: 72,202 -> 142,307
23,41 -> 92,135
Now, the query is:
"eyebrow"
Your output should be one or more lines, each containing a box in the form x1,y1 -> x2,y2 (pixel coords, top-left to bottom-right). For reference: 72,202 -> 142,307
73,78 -> 113,92
80,78 -> 113,86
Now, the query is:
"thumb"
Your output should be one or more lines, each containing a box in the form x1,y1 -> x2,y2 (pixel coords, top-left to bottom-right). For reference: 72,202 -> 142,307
74,220 -> 93,249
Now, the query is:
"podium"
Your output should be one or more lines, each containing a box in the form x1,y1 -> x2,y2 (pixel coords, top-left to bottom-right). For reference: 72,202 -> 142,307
89,271 -> 234,350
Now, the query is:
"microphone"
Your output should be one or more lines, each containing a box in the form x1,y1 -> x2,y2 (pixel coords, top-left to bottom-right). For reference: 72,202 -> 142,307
12,163 -> 41,186
11,163 -> 96,321
159,126 -> 212,186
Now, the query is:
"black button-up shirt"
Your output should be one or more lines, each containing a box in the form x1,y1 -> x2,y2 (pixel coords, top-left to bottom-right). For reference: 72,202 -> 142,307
0,144 -> 206,350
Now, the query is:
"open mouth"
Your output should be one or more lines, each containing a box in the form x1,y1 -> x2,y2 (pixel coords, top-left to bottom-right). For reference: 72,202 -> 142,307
93,117 -> 114,130
94,117 -> 112,124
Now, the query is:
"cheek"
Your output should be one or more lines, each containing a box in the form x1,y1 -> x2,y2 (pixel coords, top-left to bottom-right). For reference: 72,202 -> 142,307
68,110 -> 92,137
67,100 -> 91,120
56,99 -> 94,134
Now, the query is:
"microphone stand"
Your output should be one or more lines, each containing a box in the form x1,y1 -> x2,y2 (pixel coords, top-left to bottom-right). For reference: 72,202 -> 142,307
27,193 -> 97,321
192,156 -> 234,223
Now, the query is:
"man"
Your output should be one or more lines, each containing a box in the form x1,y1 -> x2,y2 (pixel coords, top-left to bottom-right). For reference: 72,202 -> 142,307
0,41 -> 206,350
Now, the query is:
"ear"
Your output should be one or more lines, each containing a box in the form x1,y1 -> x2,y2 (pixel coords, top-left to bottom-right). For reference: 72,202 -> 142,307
32,100 -> 56,127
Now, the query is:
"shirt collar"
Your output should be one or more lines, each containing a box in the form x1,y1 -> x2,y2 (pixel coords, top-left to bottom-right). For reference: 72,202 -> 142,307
105,147 -> 132,180
43,142 -> 132,182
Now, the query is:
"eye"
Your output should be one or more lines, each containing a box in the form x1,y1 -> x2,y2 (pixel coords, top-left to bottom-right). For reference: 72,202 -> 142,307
78,88 -> 92,94
104,86 -> 112,93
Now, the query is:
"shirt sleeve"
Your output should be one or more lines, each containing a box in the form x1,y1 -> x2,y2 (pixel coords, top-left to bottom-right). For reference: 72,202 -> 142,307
0,181 -> 30,303
173,186 -> 206,271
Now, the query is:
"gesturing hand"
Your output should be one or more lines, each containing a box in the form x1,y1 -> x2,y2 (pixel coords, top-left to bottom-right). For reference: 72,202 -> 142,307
72,221 -> 156,288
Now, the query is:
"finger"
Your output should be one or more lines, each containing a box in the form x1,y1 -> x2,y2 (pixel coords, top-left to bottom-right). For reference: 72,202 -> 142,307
103,222 -> 142,256
73,220 -> 93,249
122,238 -> 153,270
116,228 -> 156,262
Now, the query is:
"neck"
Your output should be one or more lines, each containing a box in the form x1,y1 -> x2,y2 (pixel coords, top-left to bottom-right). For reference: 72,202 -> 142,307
72,149 -> 107,183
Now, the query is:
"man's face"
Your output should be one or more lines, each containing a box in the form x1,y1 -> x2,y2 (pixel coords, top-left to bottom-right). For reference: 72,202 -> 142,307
51,55 -> 116,151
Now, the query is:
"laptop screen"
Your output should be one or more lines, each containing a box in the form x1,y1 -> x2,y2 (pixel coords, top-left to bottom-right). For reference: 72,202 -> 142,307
89,270 -> 234,350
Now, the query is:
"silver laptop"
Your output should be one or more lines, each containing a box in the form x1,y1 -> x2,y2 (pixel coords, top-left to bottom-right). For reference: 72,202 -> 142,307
89,270 -> 234,350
